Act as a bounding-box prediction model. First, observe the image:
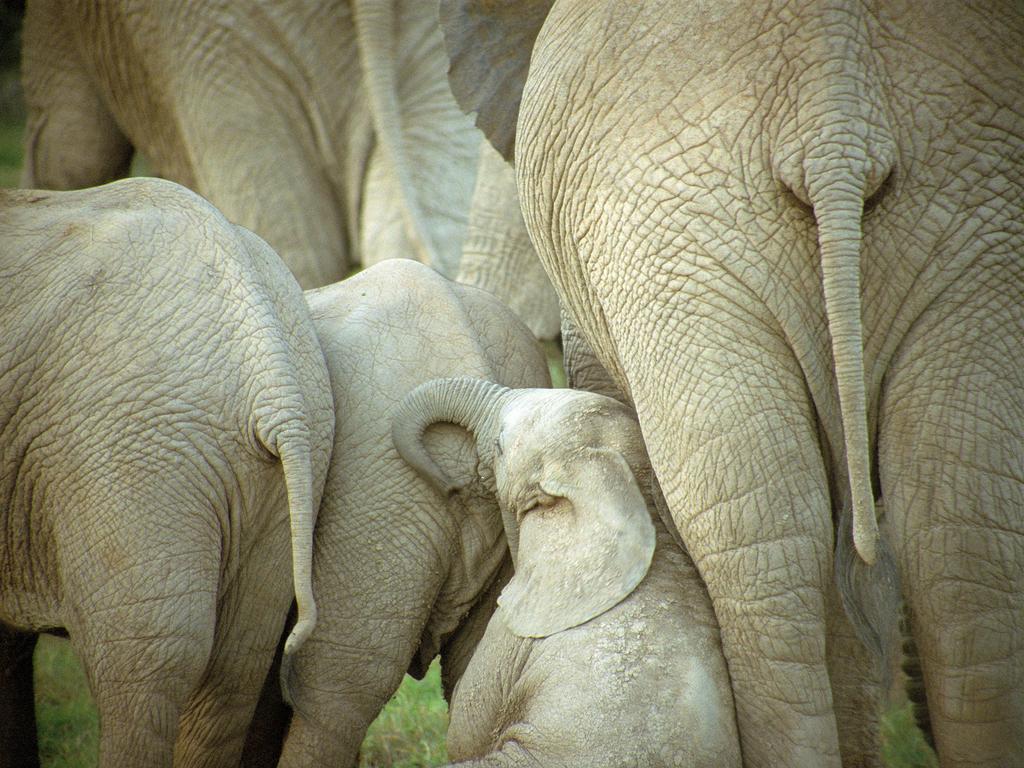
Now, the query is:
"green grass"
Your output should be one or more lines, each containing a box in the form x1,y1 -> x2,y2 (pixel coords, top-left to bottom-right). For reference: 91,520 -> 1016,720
34,636 -> 99,767
0,117 -> 22,188
359,663 -> 449,767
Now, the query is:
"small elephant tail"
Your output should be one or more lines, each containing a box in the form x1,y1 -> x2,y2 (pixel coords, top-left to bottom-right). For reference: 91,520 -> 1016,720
268,426 -> 319,707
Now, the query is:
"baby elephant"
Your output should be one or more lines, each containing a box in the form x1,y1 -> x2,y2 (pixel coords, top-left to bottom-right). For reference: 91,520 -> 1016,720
258,259 -> 551,768
393,381 -> 742,767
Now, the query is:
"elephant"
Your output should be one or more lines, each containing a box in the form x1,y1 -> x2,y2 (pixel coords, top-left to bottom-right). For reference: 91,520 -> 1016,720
439,1 -> 1024,766
393,378 -> 742,767
455,140 -> 562,341
236,259 -> 551,768
19,0 -> 482,287
0,177 -> 333,768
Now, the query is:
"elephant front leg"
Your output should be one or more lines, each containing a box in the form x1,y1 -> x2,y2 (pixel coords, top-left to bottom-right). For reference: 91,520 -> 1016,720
619,314 -> 841,768
0,626 -> 40,768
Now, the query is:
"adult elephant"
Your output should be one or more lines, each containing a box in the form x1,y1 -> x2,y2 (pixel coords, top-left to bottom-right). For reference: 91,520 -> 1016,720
19,0 -> 481,286
456,140 -> 562,340
440,1 -> 1024,766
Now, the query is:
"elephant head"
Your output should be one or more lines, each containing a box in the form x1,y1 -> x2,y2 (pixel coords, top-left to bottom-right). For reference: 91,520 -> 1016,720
392,378 -> 655,637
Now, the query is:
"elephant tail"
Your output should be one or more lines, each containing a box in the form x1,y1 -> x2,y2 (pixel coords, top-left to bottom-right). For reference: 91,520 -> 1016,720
264,422 -> 319,707
353,0 -> 440,267
811,176 -> 879,565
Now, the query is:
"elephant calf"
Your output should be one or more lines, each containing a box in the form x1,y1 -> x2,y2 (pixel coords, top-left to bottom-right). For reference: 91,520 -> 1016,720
254,259 -> 551,768
0,178 -> 333,768
393,381 -> 742,768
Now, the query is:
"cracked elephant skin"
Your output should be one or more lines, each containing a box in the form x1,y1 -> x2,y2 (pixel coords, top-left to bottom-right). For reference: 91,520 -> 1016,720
0,178 -> 334,768
440,1 -> 1024,766
19,0 -> 482,287
238,260 -> 551,768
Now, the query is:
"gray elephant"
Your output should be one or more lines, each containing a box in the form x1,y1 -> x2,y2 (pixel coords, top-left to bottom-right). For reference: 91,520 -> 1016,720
393,379 -> 742,768
19,0 -> 481,286
439,1 -> 1024,766
0,178 -> 333,767
456,141 -> 561,340
237,259 -> 550,767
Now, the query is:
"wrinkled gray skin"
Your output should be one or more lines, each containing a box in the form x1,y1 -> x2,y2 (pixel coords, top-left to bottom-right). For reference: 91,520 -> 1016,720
456,141 -> 561,340
20,0 -> 481,286
241,260 -> 551,768
0,178 -> 333,767
441,1 -> 1024,766
393,381 -> 741,767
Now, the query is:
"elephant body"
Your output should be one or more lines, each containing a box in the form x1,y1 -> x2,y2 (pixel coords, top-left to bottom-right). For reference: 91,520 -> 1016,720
446,517 -> 740,768
20,0 -> 482,286
393,381 -> 741,768
441,1 -> 1024,765
253,259 -> 550,767
0,178 -> 333,767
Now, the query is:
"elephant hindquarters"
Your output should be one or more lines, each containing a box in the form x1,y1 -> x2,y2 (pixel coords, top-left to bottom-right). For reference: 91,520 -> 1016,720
878,267 -> 1024,765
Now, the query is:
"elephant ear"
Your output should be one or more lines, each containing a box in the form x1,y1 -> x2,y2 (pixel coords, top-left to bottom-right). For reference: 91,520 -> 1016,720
439,0 -> 554,162
497,448 -> 656,638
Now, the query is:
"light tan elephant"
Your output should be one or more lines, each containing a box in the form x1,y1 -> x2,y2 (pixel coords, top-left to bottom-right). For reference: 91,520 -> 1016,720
0,178 -> 333,767
235,259 -> 551,767
439,1 -> 1024,766
19,0 -> 481,286
455,141 -> 561,340
393,379 -> 742,768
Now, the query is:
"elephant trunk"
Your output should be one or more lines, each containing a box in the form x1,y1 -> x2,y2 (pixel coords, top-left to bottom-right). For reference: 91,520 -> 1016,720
391,377 -> 515,496
352,0 -> 439,267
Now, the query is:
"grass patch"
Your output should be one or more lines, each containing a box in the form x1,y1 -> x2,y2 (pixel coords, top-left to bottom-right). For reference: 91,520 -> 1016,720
34,635 -> 98,768
0,118 -> 22,188
358,662 -> 449,768
541,338 -> 566,388
881,700 -> 938,768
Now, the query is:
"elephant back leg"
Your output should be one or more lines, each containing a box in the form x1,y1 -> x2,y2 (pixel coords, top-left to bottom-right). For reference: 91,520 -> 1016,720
174,500 -> 293,767
59,489 -> 222,768
20,0 -> 133,189
615,299 -> 841,767
878,266 -> 1024,765
188,114 -> 349,289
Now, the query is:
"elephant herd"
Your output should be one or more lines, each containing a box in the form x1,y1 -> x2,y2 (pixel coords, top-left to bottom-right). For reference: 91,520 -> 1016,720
2,1 -> 1022,767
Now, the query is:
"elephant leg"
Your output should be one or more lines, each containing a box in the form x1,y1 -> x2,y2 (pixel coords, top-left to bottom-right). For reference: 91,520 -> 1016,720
0,626 -> 40,768
194,126 -> 349,289
175,521 -> 292,768
826,578 -> 886,767
20,0 -> 133,189
616,304 -> 840,767
879,282 -> 1024,765
66,526 -> 220,768
239,622 -> 291,768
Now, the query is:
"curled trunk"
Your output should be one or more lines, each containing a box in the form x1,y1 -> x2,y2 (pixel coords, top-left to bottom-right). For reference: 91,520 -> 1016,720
391,377 -> 514,495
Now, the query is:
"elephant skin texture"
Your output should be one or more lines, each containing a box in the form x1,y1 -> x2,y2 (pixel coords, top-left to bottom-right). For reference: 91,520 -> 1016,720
0,178 -> 334,768
240,260 -> 551,768
393,382 -> 741,767
456,141 -> 562,340
440,1 -> 1024,766
19,0 -> 482,286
